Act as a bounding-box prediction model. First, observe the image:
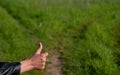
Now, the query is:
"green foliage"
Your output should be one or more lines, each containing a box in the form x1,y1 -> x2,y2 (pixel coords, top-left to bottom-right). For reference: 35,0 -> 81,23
0,0 -> 120,75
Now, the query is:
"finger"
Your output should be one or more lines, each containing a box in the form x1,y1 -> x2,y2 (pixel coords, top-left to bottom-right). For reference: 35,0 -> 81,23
42,52 -> 48,57
41,57 -> 46,62
41,62 -> 45,69
35,42 -> 43,54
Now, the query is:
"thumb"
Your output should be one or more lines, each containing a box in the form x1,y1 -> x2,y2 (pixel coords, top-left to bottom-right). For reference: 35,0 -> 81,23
35,42 -> 43,54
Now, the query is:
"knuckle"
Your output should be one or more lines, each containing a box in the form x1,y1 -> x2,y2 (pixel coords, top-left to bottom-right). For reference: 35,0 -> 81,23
40,54 -> 44,57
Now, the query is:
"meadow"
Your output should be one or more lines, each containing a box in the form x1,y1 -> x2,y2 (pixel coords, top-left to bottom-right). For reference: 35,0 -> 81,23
0,0 -> 120,75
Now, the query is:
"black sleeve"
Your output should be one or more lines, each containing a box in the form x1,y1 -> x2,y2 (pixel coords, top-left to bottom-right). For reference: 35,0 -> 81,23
0,62 -> 21,75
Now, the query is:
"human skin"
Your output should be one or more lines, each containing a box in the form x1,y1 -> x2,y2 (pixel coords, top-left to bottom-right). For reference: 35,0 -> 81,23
20,43 -> 48,73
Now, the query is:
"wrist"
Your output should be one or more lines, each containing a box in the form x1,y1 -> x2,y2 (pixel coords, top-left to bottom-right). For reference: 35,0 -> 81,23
20,59 -> 34,73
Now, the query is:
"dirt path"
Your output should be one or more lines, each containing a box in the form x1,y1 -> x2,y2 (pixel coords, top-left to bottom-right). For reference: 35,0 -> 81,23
45,54 -> 62,75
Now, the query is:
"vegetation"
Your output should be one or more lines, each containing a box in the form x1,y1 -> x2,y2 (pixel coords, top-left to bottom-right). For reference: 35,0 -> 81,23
0,0 -> 120,75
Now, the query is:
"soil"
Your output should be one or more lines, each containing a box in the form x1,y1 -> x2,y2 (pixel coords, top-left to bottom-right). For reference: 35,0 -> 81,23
45,55 -> 62,75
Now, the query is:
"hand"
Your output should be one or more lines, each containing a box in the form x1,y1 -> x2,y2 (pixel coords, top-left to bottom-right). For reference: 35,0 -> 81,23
30,43 -> 48,70
20,43 -> 48,73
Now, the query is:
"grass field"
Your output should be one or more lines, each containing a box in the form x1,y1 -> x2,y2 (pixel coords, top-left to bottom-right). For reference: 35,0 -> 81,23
0,0 -> 120,75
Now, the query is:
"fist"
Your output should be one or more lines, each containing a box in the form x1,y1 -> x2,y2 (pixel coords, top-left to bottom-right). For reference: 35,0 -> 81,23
29,43 -> 48,70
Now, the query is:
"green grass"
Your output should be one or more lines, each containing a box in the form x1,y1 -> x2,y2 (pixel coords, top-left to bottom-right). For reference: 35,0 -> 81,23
0,0 -> 120,75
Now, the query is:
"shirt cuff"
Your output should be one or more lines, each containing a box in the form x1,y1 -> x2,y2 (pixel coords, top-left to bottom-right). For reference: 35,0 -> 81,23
12,62 -> 21,75
0,62 -> 21,75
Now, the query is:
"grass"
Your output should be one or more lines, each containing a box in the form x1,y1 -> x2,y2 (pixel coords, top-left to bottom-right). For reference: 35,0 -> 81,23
0,0 -> 120,75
